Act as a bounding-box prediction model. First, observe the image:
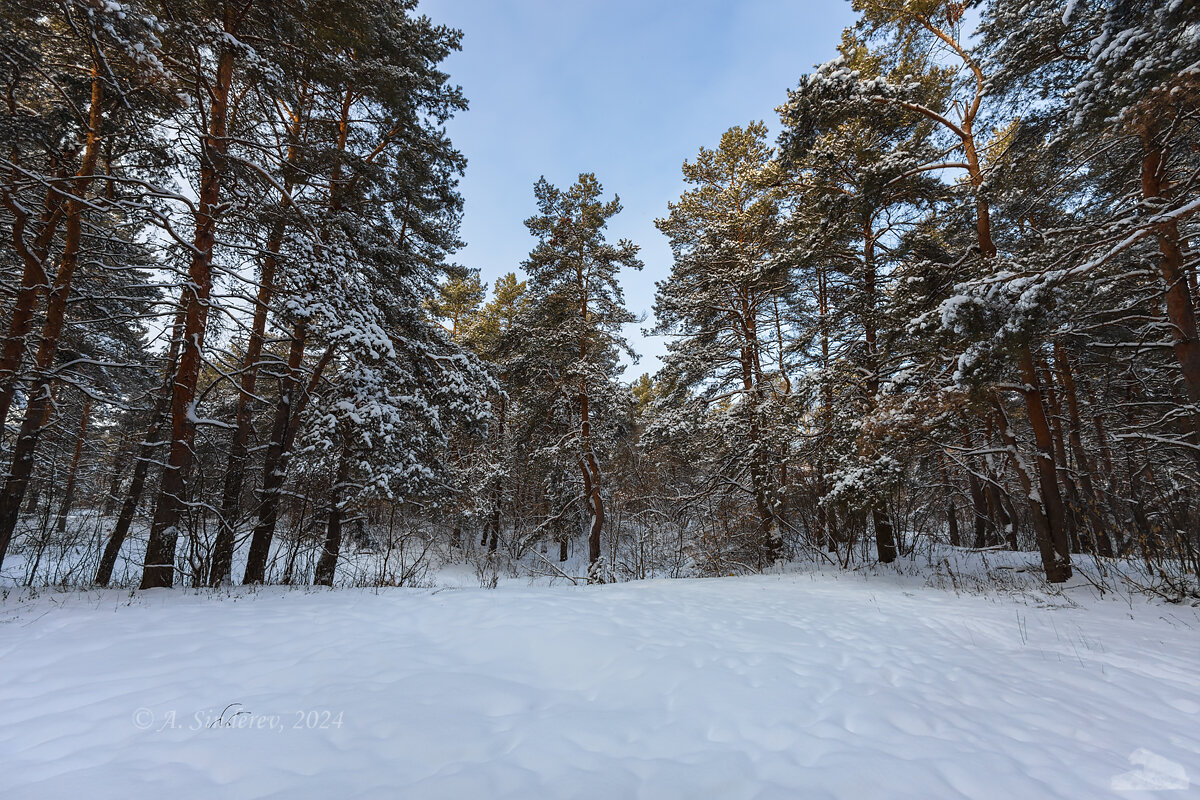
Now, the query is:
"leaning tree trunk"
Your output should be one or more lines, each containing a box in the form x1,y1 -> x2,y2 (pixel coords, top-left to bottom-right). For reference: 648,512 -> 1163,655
209,218 -> 286,585
242,325 -> 306,585
0,68 -> 104,572
967,112 -> 1071,577
208,97 -> 308,585
992,398 -> 1071,583
140,48 -> 235,590
242,334 -> 334,584
1015,349 -> 1072,578
0,177 -> 65,433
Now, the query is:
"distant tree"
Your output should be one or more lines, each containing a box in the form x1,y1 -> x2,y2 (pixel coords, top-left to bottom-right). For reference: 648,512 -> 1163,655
514,174 -> 642,581
428,270 -> 487,340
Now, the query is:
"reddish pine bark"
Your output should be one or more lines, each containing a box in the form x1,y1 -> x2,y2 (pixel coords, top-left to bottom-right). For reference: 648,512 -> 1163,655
140,47 -> 236,589
0,69 -> 105,571
210,93 -> 308,584
208,218 -> 285,585
992,397 -> 1071,583
0,178 -> 66,432
1015,349 -> 1072,579
1141,136 -> 1200,442
241,334 -> 334,584
96,307 -> 186,586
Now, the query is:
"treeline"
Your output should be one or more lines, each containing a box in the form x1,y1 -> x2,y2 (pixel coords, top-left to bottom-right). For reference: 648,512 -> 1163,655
634,0 -> 1197,592
2,0 -> 1198,596
441,0 -> 1200,593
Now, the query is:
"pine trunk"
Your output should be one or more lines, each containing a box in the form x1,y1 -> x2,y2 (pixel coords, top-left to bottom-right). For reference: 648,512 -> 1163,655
0,179 -> 65,432
860,226 -> 897,563
1016,348 -> 1072,578
939,459 -> 960,547
1141,137 -> 1200,444
209,217 -> 286,585
993,398 -> 1071,582
96,309 -> 186,586
1053,345 -> 1113,556
580,388 -> 605,584
314,447 -> 351,586
0,68 -> 104,571
242,324 -> 306,585
140,48 -> 235,589
242,335 -> 333,584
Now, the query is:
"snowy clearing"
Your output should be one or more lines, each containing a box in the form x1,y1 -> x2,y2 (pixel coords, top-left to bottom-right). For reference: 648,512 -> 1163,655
1,572 -> 1197,799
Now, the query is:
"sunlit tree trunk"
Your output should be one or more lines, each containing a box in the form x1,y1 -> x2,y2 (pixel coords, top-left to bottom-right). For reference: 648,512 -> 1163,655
141,46 -> 236,589
0,67 -> 105,571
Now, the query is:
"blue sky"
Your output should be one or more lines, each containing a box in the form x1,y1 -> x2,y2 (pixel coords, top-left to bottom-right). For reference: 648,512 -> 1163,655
417,0 -> 857,375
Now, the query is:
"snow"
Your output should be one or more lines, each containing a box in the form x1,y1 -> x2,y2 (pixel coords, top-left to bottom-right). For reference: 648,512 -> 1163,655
1062,0 -> 1079,26
1,571 -> 1197,799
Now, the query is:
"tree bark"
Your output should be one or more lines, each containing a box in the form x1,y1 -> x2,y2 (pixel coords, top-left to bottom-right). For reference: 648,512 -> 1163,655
967,469 -> 989,548
209,217 -> 286,585
939,458 -> 960,547
0,68 -> 104,571
242,333 -> 333,584
242,325 -> 306,585
0,176 -> 65,433
983,475 -> 1013,549
862,224 -> 897,563
487,392 -> 505,554
1016,348 -> 1072,577
314,446 -> 351,586
1141,136 -> 1200,444
992,398 -> 1071,583
95,308 -> 186,586
140,46 -> 235,589
580,391 -> 605,583
1053,344 -> 1113,556
101,447 -> 127,517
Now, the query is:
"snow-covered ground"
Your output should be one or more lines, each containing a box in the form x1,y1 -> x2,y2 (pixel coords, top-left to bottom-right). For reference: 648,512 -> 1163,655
1,570 -> 1197,799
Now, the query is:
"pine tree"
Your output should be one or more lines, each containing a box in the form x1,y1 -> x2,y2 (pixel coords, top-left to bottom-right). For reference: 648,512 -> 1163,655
515,173 -> 642,582
0,0 -> 168,572
780,33 -> 947,563
428,270 -> 486,341
652,123 -> 791,566
240,0 -> 480,586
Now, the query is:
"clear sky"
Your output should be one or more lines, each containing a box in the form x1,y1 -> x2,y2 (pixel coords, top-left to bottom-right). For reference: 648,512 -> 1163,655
416,0 -> 857,376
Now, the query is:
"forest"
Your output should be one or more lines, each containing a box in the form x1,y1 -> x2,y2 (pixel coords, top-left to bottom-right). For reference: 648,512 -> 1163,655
1,0 -> 1198,599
